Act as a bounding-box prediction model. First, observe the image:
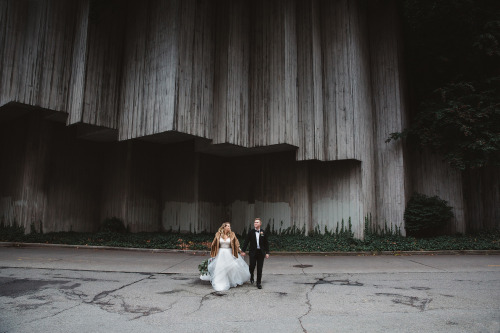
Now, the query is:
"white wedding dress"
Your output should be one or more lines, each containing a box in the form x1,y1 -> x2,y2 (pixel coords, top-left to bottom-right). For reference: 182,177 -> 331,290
200,237 -> 250,291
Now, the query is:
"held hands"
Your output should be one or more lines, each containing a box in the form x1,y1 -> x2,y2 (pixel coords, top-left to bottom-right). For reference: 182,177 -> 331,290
239,251 -> 269,259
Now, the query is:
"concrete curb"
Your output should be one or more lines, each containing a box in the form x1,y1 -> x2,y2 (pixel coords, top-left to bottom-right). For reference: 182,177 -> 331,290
1,241 -> 500,256
0,242 -> 210,255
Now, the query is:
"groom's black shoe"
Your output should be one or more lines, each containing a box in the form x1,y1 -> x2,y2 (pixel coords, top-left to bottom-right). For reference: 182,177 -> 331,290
257,284 -> 262,289
250,278 -> 254,284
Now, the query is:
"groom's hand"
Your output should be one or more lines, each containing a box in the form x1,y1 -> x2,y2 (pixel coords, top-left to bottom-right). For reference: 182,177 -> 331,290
241,252 -> 246,257
265,254 -> 269,259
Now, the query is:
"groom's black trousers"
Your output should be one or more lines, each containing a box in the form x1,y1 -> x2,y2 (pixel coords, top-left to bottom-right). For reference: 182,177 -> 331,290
249,249 -> 265,284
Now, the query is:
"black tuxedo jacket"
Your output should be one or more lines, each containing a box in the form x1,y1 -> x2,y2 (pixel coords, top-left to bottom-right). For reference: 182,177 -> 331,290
242,228 -> 269,255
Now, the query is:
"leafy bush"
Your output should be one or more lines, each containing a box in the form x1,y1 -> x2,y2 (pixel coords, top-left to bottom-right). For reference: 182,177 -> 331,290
404,193 -> 454,237
387,79 -> 500,170
100,217 -> 128,233
0,221 -> 25,241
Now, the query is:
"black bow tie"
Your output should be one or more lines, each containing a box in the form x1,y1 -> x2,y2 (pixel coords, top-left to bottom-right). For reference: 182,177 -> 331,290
255,230 -> 260,233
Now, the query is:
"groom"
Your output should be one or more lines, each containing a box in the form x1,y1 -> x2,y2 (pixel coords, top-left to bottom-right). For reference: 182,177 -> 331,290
241,218 -> 269,289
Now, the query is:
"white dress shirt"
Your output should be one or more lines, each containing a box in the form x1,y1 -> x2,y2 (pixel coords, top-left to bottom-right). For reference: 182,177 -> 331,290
255,229 -> 260,249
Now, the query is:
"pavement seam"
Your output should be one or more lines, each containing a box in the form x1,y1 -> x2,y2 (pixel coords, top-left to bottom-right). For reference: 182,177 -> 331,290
160,255 -> 195,274
408,259 -> 448,272
21,303 -> 82,325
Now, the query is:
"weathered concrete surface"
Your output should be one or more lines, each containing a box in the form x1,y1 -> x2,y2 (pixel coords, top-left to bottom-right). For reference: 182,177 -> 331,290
0,247 -> 499,332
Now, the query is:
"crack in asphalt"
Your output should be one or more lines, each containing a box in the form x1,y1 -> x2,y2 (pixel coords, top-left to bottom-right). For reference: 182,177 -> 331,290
85,274 -> 176,318
189,283 -> 253,315
301,277 -> 364,287
297,274 -> 365,332
298,284 -> 313,333
192,291 -> 227,313
87,289 -> 170,319
297,276 -> 323,333
292,256 -> 318,333
120,296 -> 170,320
61,288 -> 88,302
90,275 -> 154,303
2,271 -> 190,322
375,293 -> 433,311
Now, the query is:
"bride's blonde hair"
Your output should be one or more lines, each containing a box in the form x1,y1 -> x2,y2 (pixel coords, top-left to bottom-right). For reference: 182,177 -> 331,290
217,222 -> 232,237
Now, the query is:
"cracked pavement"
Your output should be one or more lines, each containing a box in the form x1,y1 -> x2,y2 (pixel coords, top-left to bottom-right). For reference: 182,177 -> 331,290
0,247 -> 499,332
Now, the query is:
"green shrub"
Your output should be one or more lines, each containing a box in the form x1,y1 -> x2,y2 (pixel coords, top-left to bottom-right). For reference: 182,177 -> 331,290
404,193 -> 454,237
0,220 -> 25,241
100,217 -> 127,233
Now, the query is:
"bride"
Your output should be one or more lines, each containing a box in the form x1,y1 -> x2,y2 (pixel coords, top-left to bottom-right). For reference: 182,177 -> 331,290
200,222 -> 250,291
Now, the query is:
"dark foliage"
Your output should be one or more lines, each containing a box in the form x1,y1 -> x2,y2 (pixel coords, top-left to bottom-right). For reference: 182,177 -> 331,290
2,220 -> 499,252
100,217 -> 128,234
0,221 -> 24,241
389,0 -> 500,170
404,193 -> 454,237
388,78 -> 500,169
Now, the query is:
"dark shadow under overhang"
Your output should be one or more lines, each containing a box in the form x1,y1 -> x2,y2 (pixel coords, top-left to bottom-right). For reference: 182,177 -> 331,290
195,140 -> 297,157
0,102 -> 67,123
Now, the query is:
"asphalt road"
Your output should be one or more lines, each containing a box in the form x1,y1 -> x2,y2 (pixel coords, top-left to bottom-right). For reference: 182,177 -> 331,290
0,246 -> 499,333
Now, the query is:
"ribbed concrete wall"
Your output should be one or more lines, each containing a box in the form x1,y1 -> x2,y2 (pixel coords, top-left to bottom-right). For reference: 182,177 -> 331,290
0,116 -> 368,235
118,0 -> 216,141
0,0 -> 78,111
1,0 -> 495,236
0,114 -> 102,232
463,167 -> 500,231
68,0 -> 125,129
369,0 -> 409,233
0,115 -> 51,230
213,0 -> 250,146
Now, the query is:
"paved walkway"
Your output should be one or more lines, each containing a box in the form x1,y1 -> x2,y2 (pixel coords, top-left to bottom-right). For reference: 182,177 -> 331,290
1,244 -> 500,274
1,245 -> 499,333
